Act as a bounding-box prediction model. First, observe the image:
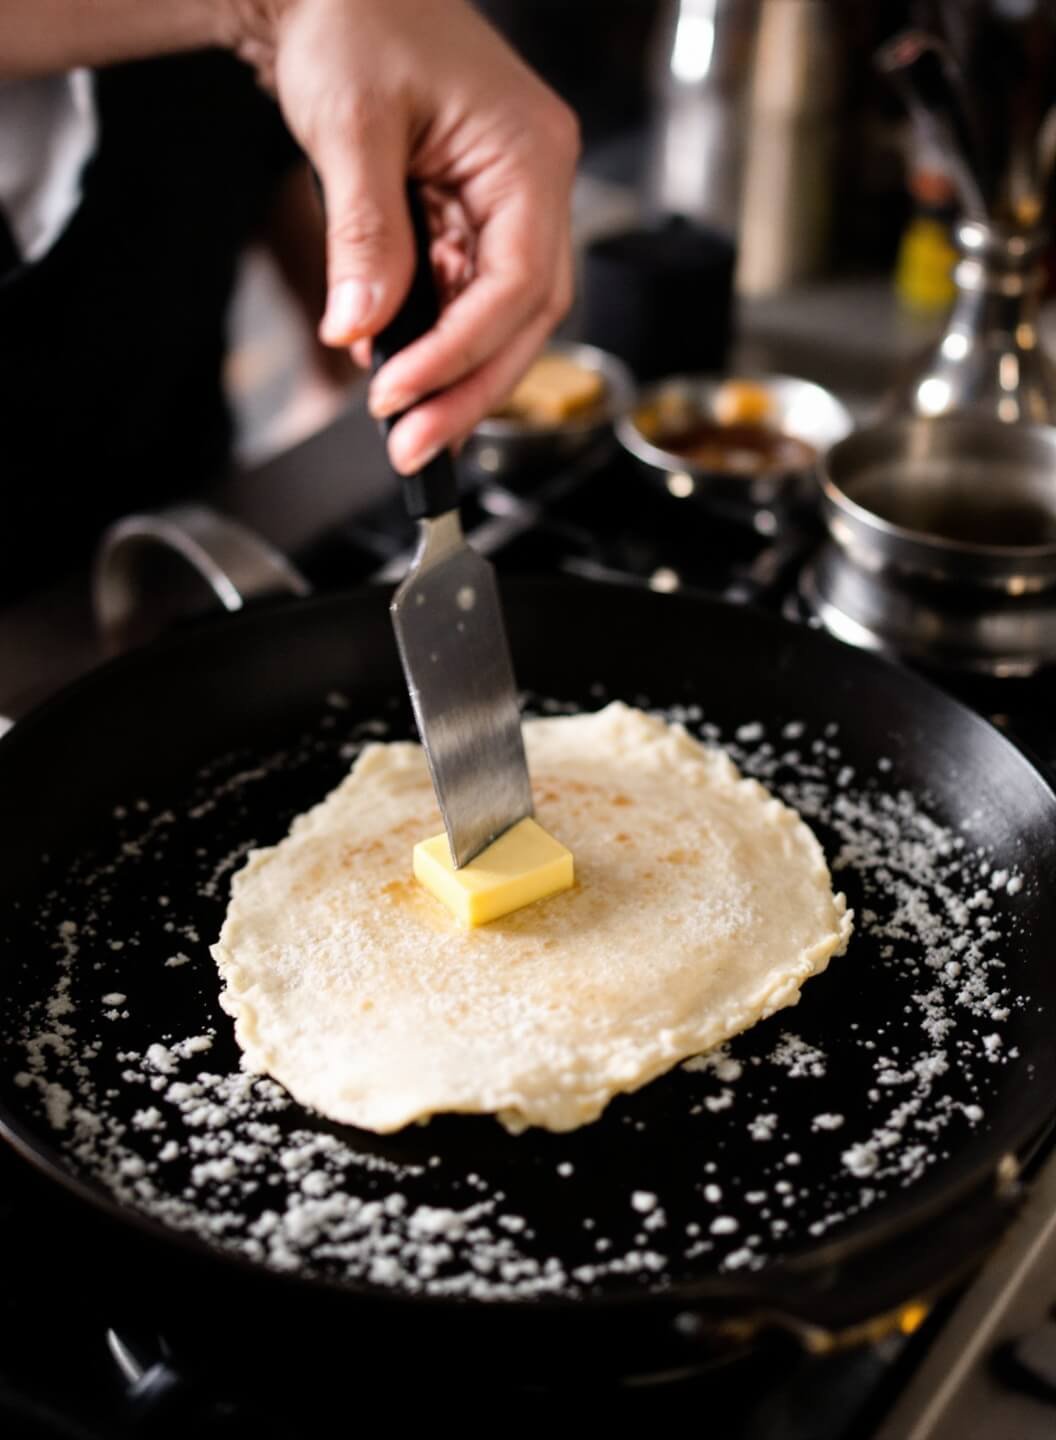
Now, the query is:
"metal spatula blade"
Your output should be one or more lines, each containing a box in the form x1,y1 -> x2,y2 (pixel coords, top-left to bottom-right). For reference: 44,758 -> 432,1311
391,513 -> 532,867
373,186 -> 533,867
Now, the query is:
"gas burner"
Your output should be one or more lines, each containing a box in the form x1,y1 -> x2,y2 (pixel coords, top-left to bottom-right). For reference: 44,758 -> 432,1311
478,460 -> 819,609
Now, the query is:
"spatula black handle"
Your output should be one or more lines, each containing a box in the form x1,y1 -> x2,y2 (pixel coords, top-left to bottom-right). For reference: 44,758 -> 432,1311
371,185 -> 459,520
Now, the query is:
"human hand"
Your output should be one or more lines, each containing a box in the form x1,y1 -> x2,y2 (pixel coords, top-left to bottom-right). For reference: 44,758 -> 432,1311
230,0 -> 579,475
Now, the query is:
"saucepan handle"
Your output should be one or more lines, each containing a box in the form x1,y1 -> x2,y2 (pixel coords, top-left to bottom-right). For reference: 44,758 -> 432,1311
370,184 -> 460,521
93,504 -> 311,655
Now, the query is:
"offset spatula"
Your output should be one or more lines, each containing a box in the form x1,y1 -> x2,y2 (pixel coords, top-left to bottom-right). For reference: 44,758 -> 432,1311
371,187 -> 533,867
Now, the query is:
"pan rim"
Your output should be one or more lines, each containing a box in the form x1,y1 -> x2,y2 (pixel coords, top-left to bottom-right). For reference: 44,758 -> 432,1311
1,577 -> 1054,1318
0,1095 -> 1039,1320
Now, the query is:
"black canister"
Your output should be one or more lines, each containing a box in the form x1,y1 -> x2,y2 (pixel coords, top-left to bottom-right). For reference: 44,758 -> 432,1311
581,217 -> 736,383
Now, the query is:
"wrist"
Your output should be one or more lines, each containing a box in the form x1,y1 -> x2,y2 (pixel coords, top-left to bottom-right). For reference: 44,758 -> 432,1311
219,0 -> 305,83
219,0 -> 302,45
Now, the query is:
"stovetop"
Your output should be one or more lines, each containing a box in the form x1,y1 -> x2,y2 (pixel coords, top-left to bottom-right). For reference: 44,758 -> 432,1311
295,437 -> 1056,778
3,428 -> 1056,1439
298,439 -> 812,606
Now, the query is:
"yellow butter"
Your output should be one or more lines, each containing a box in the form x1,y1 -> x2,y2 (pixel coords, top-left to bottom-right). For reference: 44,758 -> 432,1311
413,817 -> 574,927
498,355 -> 604,425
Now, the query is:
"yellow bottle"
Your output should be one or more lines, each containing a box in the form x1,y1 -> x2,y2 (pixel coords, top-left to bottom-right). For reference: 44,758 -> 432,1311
895,166 -> 958,314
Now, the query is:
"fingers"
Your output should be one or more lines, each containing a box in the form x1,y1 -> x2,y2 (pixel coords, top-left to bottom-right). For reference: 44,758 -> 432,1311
313,100 -> 415,347
368,183 -> 568,421
386,306 -> 559,474
344,217 -> 468,375
384,209 -> 573,471
301,65 -> 576,465
431,232 -> 474,299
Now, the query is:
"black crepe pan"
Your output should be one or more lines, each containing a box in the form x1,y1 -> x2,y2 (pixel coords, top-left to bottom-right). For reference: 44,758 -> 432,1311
1,579 -> 1054,1383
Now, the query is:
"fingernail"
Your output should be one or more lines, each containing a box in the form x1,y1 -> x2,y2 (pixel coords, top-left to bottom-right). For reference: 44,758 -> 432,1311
319,280 -> 382,343
369,384 -> 416,420
391,438 -> 440,475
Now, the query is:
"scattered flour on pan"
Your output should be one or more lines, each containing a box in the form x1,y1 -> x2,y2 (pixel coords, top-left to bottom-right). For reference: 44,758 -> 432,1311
1,700 -> 1034,1294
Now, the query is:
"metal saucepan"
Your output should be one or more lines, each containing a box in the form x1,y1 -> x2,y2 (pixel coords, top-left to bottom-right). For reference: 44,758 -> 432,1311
617,373 -> 853,524
1,580 -> 1054,1383
821,415 -> 1056,593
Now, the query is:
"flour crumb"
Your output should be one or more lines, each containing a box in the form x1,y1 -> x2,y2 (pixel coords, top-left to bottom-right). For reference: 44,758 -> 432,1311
749,1113 -> 778,1141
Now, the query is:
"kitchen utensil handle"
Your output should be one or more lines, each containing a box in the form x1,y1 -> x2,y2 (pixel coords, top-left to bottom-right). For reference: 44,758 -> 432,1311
371,185 -> 459,520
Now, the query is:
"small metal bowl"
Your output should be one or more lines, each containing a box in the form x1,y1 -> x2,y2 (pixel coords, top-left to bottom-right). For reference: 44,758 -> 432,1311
616,373 -> 853,522
461,341 -> 635,490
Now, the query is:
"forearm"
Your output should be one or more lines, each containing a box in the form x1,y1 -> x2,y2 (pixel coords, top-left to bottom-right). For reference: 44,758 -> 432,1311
0,0 -> 245,77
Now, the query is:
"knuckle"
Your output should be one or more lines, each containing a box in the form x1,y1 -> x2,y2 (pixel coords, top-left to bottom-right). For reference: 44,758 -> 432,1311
333,86 -> 385,142
434,326 -> 482,382
300,85 -> 379,157
453,341 -> 480,376
507,257 -> 539,297
436,311 -> 481,369
490,251 -> 539,310
538,95 -> 581,164
328,202 -> 391,257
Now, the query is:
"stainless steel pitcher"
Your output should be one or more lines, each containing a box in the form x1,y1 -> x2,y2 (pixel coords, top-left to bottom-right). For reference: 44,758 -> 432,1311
880,9 -> 1056,423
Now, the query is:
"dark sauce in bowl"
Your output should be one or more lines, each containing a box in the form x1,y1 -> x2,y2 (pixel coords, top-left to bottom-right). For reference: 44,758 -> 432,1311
662,422 -> 817,476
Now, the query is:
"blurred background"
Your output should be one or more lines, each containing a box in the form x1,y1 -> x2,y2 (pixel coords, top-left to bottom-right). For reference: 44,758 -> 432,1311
11,0 -> 1056,700
230,0 -> 1056,460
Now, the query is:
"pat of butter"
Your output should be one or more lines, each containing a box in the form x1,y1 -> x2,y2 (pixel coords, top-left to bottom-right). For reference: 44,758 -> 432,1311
413,817 -> 574,927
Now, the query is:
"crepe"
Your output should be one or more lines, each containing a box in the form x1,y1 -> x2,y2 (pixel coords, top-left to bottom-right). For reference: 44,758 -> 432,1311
212,704 -> 852,1133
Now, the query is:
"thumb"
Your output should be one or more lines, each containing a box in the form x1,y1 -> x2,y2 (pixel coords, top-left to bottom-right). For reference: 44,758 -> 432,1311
315,133 -> 415,347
